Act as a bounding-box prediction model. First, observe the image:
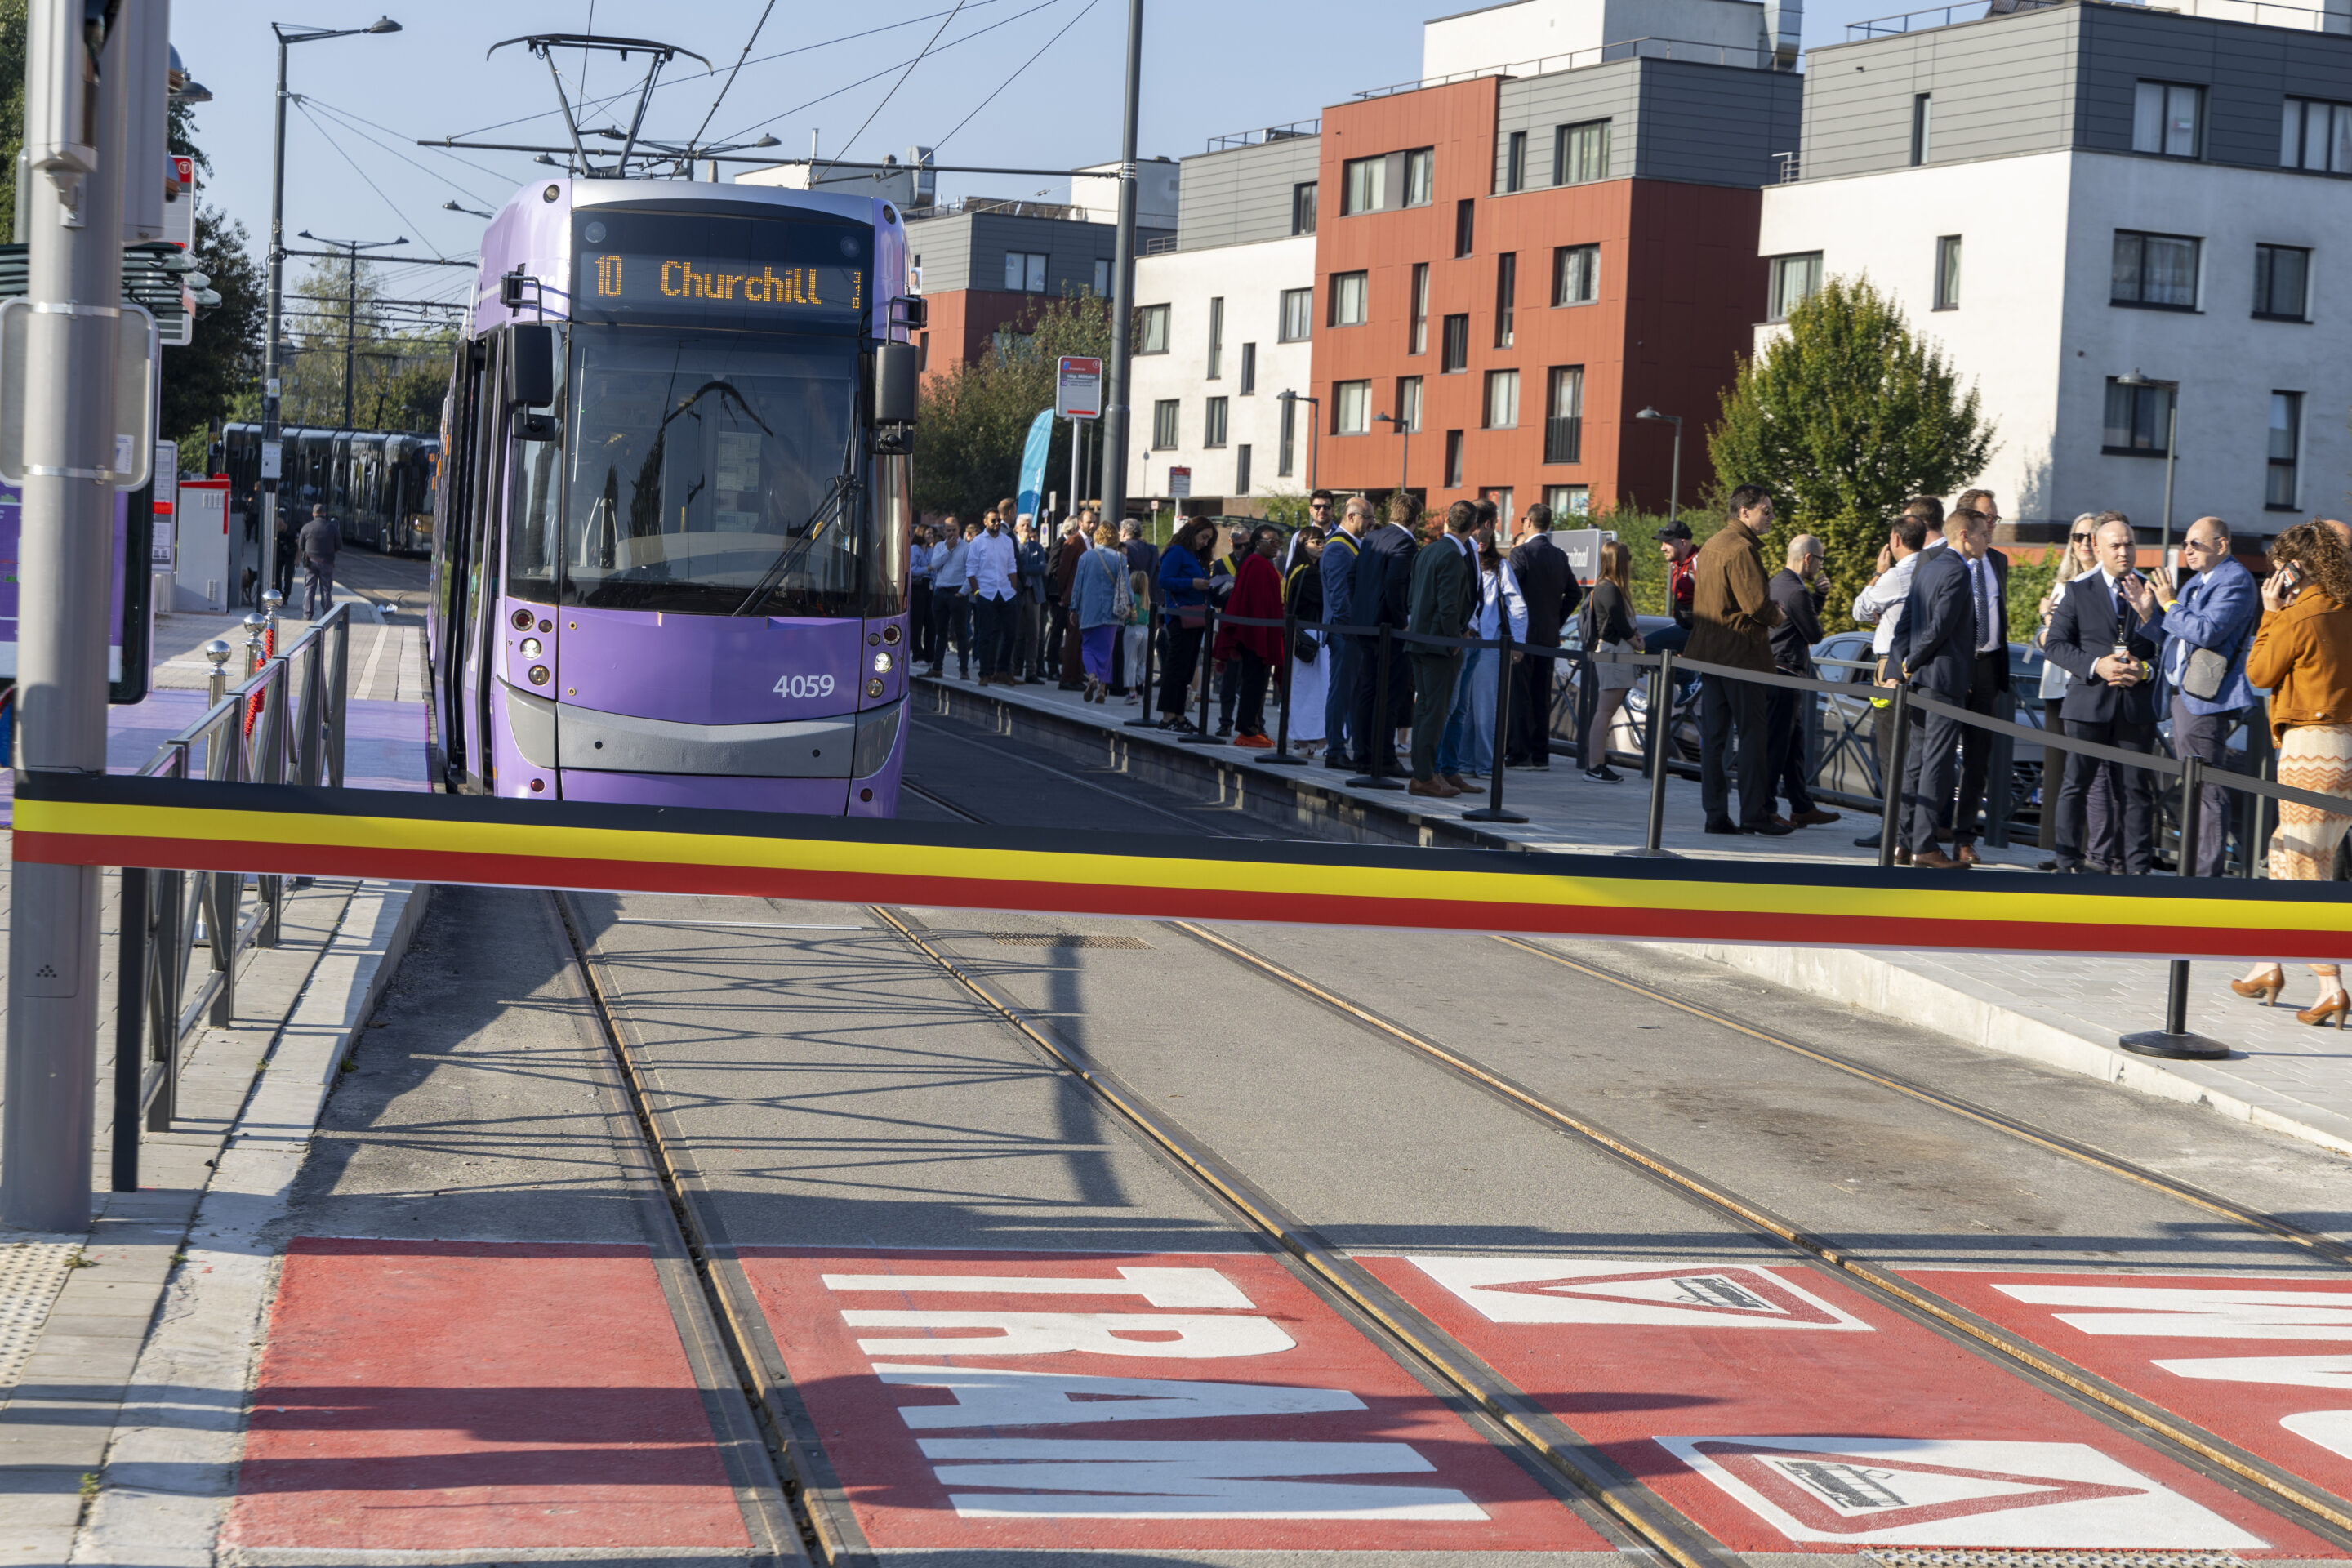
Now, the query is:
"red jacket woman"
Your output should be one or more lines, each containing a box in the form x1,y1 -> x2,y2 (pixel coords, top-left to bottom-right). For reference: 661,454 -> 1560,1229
1213,549 -> 1285,664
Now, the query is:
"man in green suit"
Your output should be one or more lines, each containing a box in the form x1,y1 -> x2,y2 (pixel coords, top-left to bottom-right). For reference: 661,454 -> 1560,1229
1406,500 -> 1481,798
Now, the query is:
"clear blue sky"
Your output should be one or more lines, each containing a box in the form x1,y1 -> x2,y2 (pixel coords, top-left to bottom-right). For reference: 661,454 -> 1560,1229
182,0 -> 1895,307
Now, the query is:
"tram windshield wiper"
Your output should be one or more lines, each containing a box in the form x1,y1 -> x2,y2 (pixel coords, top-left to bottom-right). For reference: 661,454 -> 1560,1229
730,470 -> 855,617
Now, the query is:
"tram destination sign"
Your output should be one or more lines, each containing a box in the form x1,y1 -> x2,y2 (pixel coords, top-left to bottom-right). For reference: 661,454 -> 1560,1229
571,210 -> 870,331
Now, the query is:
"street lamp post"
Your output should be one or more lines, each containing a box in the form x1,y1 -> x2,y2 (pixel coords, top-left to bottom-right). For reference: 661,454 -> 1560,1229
1635,406 -> 1682,528
2118,369 -> 2180,564
262,16 -> 399,601
1098,0 -> 1144,533
1374,410 -> 1410,501
1276,390 -> 1321,496
297,229 -> 408,428
442,198 -> 493,219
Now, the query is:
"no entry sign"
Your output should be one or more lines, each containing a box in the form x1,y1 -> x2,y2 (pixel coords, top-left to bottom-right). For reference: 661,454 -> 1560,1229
739,1248 -> 1603,1553
1367,1254 -> 2332,1554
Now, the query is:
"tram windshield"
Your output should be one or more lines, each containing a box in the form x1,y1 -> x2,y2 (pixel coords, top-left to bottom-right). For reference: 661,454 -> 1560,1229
515,323 -> 884,617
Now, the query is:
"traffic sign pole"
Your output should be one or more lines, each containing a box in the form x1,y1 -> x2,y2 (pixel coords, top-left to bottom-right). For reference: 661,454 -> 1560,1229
5,0 -> 135,1232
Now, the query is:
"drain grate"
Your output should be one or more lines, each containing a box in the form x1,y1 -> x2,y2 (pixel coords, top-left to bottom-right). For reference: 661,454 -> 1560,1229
1863,1554 -> 2243,1568
0,1237 -> 82,1394
985,933 -> 1152,949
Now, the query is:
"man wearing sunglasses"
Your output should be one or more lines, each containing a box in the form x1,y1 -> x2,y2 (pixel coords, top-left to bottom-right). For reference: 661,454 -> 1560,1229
2135,516 -> 2256,876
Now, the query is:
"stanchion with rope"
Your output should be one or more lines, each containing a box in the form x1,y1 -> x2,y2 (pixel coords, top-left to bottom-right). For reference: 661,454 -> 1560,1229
1626,649 -> 1677,857
1463,618 -> 1527,825
1180,600 -> 1223,746
2123,754 -> 2232,1059
1262,606 -> 1307,766
1125,600 -> 1161,730
1878,683 -> 1911,870
1348,624 -> 1405,791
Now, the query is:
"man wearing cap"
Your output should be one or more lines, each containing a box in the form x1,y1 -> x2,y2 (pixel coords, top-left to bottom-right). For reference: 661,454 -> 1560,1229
1653,519 -> 1697,657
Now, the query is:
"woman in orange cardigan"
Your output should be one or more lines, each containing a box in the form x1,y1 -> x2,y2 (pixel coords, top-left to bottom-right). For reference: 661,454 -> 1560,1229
2236,520 -> 2352,1025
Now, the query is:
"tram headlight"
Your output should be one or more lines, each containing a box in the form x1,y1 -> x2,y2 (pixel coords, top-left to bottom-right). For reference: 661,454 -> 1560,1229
872,651 -> 892,674
527,665 -> 551,687
520,637 -> 542,657
866,678 -> 885,698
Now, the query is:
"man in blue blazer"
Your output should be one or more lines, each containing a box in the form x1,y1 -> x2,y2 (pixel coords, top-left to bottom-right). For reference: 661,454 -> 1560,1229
2140,515 -> 2258,876
1891,507 -> 1995,868
2044,517 -> 2164,874
1348,492 -> 1422,778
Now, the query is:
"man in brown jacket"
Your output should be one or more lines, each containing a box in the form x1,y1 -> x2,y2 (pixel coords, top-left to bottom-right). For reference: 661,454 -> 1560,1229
1687,484 -> 1793,835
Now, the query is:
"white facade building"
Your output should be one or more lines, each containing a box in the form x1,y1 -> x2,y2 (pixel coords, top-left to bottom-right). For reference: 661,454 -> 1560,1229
1757,1 -> 2352,536
1421,0 -> 1784,80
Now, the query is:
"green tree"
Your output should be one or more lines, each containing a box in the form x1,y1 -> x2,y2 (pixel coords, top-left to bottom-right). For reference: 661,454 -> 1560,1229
160,205 -> 265,457
914,291 -> 1114,519
1706,275 -> 1995,630
0,0 -> 23,243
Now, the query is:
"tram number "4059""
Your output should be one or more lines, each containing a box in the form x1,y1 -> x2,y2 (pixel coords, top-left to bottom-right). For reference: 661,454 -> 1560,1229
773,673 -> 836,699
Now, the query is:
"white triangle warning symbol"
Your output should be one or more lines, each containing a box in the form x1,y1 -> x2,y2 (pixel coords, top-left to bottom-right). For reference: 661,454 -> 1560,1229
1403,1256 -> 1872,1330
1657,1436 -> 2267,1548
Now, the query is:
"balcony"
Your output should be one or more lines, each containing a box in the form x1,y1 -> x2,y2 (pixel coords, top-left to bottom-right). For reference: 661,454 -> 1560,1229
1205,118 -> 1321,154
1846,0 -> 2344,41
1353,36 -> 1772,100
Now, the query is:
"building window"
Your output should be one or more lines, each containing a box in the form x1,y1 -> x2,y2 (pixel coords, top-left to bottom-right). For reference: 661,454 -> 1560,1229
2111,230 -> 2199,310
1556,119 -> 1610,185
1494,252 -> 1517,348
1239,342 -> 1257,394
1766,252 -> 1822,321
1484,369 -> 1520,430
1409,262 -> 1430,354
2254,243 -> 2310,320
1553,243 -> 1598,305
1544,366 -> 1584,465
1505,130 -> 1527,193
1330,271 -> 1368,327
1278,396 -> 1296,477
1342,154 -> 1388,215
1236,443 -> 1253,497
1138,303 -> 1171,354
1093,258 -> 1111,296
1279,287 -> 1312,342
1911,94 -> 1932,167
2133,81 -> 2203,158
1152,399 -> 1180,449
1455,198 -> 1475,258
1334,380 -> 1370,435
1404,147 -> 1434,207
1005,251 -> 1048,292
1934,235 -> 1962,310
1543,483 -> 1591,517
2269,391 -> 2302,508
2102,377 -> 2173,456
1441,313 -> 1469,373
1293,180 -> 1319,234
1396,375 -> 1423,434
1444,430 -> 1464,488
1204,396 -> 1229,448
2281,98 -> 2352,173
1206,296 -> 1224,378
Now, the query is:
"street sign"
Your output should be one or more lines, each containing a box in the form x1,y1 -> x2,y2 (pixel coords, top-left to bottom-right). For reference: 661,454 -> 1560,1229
260,439 -> 283,480
1169,466 -> 1191,500
1055,355 -> 1102,420
151,443 -> 176,570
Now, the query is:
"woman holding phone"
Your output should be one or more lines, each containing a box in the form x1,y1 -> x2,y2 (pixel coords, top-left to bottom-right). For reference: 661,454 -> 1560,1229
2234,521 -> 2352,1024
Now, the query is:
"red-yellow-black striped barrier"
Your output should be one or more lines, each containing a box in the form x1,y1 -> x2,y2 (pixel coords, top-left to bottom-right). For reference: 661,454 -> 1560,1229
15,771 -> 2352,959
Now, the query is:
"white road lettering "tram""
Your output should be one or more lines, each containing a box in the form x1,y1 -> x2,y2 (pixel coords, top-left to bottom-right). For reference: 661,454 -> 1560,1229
916,1438 -> 1488,1520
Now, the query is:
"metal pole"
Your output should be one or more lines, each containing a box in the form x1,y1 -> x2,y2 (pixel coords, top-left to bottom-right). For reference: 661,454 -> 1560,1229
1097,0 -> 1143,530
1464,622 -> 1527,824
261,33 -> 290,610
1348,624 -> 1404,789
1067,416 -> 1081,528
2121,755 -> 2230,1058
110,868 -> 149,1192
1263,607 -> 1306,765
5,0 -> 131,1232
1668,421 -> 1682,530
341,241 -> 358,429
1125,601 -> 1160,729
1879,684 -> 1911,869
1642,651 -> 1674,852
1182,602 -> 1221,745
2159,396 -> 2179,567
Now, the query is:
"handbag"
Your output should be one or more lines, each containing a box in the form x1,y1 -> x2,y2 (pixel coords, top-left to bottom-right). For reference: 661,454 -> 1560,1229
1293,628 -> 1319,665
2181,644 -> 2231,702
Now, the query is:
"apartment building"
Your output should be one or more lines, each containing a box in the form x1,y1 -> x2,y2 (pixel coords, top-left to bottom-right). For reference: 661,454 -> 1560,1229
1757,0 -> 2352,537
1125,131 -> 1322,512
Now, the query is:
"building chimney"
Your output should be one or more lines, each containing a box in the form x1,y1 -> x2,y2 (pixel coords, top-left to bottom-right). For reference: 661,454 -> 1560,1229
1765,0 -> 1802,69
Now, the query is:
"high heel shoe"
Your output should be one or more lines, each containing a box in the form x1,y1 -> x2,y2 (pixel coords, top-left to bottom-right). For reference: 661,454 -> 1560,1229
2231,969 -> 2287,1005
2296,993 -> 2350,1028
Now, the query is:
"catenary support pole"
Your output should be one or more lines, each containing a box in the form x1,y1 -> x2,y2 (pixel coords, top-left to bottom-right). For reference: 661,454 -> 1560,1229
1096,0 -> 1143,530
261,31 -> 290,608
6,0 -> 132,1232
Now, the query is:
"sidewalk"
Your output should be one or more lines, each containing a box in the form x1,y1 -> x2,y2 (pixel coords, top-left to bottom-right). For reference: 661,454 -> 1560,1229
920,671 -> 2352,1158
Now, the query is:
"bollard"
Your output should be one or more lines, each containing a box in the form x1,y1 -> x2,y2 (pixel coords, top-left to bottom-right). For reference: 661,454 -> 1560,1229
1878,684 -> 1910,870
1181,602 -> 1223,745
1124,602 -> 1161,730
2122,756 -> 2230,1058
204,638 -> 233,707
1463,625 -> 1526,824
1631,650 -> 1674,855
1575,653 -> 1597,773
1262,610 -> 1307,765
242,612 -> 269,679
110,868 -> 149,1192
1348,624 -> 1405,790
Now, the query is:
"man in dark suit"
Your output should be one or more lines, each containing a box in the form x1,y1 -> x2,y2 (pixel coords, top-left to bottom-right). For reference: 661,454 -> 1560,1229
1504,504 -> 1582,769
1946,497 -> 2012,866
1405,500 -> 1481,797
1891,507 -> 1989,868
1348,492 -> 1421,780
2043,515 -> 2163,874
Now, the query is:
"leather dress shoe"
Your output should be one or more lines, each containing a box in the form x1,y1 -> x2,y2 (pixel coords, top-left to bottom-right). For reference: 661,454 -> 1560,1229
1747,819 -> 1795,837
1893,846 -> 1913,866
1853,830 -> 1882,849
1913,849 -> 1967,870
1789,808 -> 1840,827
1408,777 -> 1461,799
1953,842 -> 1982,866
1704,818 -> 1742,835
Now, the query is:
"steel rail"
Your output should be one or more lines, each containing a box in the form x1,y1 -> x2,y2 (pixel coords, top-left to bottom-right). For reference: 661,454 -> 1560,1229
862,901 -> 1734,1568
1493,933 -> 2352,1268
1166,917 -> 2352,1544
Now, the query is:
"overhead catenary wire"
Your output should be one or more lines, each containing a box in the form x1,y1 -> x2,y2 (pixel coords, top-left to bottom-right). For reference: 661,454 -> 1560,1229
719,0 -> 1058,149
291,100 -> 452,265
688,0 -> 780,152
806,0 -> 970,188
300,96 -> 512,207
928,0 -> 1101,156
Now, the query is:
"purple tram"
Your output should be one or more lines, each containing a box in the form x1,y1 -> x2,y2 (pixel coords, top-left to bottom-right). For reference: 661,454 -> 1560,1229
428,177 -> 919,816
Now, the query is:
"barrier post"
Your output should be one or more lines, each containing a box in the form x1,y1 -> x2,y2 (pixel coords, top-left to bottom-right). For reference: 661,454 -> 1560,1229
1348,625 -> 1405,791
1181,602 -> 1222,746
1878,684 -> 1910,869
2123,755 -> 2230,1059
1575,652 -> 1596,773
110,867 -> 149,1193
1124,601 -> 1160,729
1262,609 -> 1306,765
1464,625 -> 1526,824
1985,688 -> 2017,848
1628,649 -> 1674,856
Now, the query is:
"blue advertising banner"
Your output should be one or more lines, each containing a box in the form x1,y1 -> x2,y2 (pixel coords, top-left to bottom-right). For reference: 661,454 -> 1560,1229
1015,408 -> 1054,523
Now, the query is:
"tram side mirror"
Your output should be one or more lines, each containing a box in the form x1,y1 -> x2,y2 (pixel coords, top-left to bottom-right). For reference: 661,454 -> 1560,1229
510,323 -> 556,408
875,341 -> 918,429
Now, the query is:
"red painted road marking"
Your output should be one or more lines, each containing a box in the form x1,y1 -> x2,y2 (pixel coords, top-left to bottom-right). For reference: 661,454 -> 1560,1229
1915,1269 -> 2352,1508
223,1238 -> 750,1554
738,1248 -> 1604,1552
1365,1254 -> 2334,1555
